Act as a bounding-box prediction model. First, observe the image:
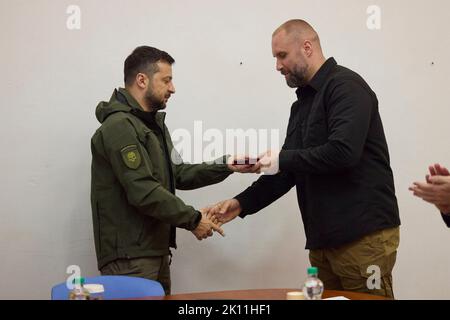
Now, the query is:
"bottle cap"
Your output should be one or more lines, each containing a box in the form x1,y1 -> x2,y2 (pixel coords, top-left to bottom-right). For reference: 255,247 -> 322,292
307,267 -> 318,275
72,277 -> 85,285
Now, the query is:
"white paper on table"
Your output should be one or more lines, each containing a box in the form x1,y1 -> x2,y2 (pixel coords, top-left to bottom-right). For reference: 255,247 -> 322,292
323,296 -> 350,300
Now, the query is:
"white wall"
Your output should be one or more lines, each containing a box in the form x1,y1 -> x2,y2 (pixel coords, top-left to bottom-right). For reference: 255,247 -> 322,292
0,0 -> 449,299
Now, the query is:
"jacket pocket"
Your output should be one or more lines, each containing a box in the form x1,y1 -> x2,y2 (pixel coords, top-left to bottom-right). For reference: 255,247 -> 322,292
303,118 -> 328,147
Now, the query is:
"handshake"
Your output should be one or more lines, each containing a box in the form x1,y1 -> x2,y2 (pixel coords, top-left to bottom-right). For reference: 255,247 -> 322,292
190,151 -> 280,241
191,198 -> 243,240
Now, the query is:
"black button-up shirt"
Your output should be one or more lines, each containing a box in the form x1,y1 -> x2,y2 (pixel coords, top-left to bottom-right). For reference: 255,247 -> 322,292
235,57 -> 401,249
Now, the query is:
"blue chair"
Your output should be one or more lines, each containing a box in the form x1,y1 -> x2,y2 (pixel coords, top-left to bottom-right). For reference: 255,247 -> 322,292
51,275 -> 165,300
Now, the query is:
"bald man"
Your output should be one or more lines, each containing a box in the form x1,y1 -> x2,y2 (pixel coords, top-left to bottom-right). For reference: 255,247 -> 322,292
207,19 -> 401,298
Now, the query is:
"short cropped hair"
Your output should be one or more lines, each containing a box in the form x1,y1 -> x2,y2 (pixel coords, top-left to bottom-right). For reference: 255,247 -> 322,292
124,46 -> 175,86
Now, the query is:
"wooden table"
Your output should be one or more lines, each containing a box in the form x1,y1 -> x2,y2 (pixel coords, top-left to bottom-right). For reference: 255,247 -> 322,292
142,288 -> 388,300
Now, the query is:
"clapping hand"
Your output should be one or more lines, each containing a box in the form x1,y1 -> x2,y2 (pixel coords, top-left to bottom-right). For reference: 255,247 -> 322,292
409,164 -> 450,214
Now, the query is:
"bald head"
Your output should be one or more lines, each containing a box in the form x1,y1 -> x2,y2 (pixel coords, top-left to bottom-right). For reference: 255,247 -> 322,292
271,19 -> 326,88
273,19 -> 321,48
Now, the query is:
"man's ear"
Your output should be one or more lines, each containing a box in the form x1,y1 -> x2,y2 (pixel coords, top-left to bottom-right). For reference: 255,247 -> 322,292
135,73 -> 148,89
303,40 -> 313,57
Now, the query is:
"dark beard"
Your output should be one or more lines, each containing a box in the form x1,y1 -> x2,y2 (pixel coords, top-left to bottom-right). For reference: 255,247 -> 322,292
286,64 -> 308,88
145,88 -> 166,111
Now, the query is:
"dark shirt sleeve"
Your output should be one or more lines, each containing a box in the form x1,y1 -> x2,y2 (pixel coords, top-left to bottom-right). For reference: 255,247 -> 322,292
442,213 -> 450,228
279,79 -> 374,174
234,171 -> 296,218
233,107 -> 298,217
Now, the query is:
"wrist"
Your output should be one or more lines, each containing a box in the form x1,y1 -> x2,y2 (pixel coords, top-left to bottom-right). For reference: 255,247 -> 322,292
192,211 -> 202,229
232,198 -> 242,214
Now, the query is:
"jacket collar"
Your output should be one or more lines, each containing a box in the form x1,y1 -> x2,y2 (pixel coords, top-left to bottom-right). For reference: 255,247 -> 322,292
116,88 -> 166,129
117,87 -> 143,111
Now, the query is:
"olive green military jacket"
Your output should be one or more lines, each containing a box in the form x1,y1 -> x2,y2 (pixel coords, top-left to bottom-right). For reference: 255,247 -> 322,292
91,88 -> 233,269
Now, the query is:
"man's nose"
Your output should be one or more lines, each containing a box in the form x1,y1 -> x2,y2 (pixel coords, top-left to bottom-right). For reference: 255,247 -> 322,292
169,83 -> 176,94
276,60 -> 283,72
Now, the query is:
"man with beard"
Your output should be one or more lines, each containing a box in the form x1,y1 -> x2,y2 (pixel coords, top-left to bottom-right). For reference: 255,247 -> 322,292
207,20 -> 401,298
90,46 -> 256,295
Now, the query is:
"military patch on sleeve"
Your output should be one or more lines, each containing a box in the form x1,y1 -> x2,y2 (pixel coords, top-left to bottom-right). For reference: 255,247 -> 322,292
120,145 -> 142,169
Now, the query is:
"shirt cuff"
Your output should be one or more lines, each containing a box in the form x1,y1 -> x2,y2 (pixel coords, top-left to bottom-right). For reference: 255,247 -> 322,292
213,155 -> 234,173
188,211 -> 202,230
233,195 -> 252,219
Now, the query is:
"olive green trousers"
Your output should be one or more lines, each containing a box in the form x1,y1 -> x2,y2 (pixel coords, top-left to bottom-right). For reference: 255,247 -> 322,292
100,255 -> 171,295
309,227 -> 400,299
